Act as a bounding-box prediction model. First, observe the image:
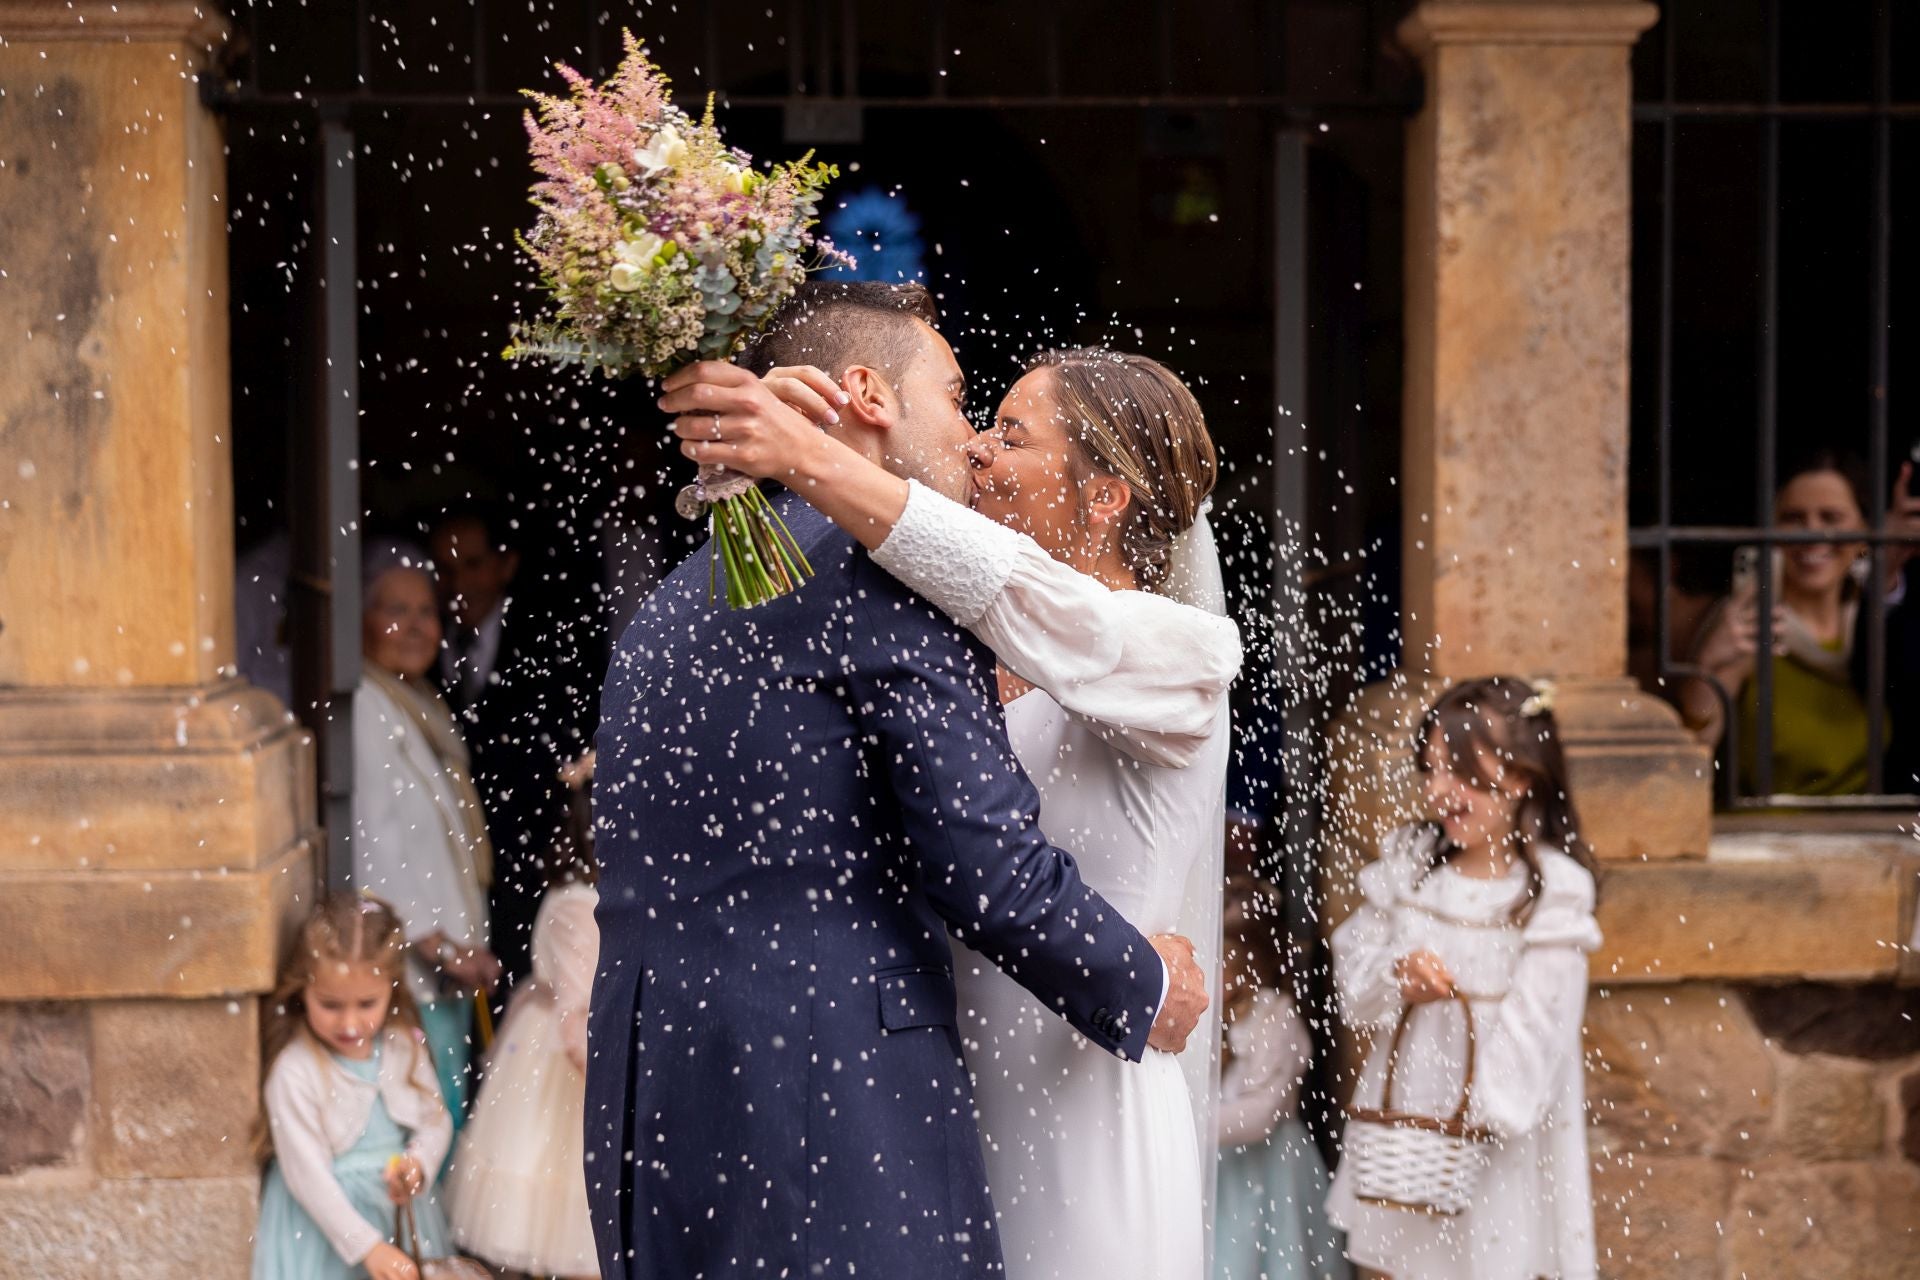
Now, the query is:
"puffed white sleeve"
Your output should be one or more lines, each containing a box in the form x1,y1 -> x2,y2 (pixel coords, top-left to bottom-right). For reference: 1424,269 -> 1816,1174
545,888 -> 602,1069
263,1052 -> 385,1266
1331,828 -> 1427,1033
870,479 -> 1243,768
1216,991 -> 1313,1148
1466,853 -> 1602,1140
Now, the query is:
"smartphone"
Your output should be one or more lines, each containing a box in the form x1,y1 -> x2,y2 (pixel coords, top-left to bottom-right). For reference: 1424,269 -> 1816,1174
1731,545 -> 1760,599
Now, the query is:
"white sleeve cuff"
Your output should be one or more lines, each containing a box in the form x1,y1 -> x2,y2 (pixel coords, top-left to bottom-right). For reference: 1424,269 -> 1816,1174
870,479 -> 1024,626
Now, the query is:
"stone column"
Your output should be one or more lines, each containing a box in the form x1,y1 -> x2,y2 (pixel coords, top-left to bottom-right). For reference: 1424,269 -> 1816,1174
0,5 -> 318,1275
1324,0 -> 1709,925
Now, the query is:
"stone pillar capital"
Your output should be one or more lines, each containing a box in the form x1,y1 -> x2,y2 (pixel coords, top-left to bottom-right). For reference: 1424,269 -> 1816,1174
0,0 -> 226,48
1399,0 -> 1659,59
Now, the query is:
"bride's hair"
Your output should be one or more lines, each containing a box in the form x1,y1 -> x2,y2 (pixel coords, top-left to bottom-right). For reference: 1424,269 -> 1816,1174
1025,349 -> 1218,592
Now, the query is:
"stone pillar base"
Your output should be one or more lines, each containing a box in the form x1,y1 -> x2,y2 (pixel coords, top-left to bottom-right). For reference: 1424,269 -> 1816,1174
0,682 -> 318,1001
0,682 -> 316,1279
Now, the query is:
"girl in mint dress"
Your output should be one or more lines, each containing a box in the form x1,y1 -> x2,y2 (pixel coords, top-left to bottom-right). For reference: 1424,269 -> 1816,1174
254,894 -> 457,1280
1214,874 -> 1349,1280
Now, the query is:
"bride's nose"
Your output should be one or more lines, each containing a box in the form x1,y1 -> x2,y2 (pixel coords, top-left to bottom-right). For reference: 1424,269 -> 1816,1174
965,433 -> 998,471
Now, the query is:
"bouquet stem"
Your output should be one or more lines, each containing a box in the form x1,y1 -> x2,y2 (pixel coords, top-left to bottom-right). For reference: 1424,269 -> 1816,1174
708,484 -> 813,608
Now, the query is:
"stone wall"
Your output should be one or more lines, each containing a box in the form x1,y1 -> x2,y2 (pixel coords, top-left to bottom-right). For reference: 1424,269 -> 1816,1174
0,1002 -> 262,1278
1590,983 -> 1920,1278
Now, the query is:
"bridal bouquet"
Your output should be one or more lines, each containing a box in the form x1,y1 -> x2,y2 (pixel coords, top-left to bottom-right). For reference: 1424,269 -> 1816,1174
505,32 -> 850,607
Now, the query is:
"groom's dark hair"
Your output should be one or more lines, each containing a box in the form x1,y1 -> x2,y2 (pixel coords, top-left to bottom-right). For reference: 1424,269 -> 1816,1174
741,281 -> 939,383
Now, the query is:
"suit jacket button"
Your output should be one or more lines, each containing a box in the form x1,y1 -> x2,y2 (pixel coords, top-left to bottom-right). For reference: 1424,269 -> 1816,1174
1093,1006 -> 1110,1026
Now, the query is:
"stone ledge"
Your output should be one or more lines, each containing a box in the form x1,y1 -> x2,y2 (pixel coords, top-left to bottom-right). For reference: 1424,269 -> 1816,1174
0,728 -> 315,873
0,681 -> 317,873
0,840 -> 315,1000
1593,842 -> 1910,984
1400,1 -> 1660,54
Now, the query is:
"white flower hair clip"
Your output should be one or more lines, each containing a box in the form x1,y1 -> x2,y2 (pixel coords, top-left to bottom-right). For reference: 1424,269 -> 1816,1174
1519,679 -> 1557,719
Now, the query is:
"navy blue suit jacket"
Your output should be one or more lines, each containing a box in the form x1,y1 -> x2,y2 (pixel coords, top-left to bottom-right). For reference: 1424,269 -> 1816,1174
585,494 -> 1164,1279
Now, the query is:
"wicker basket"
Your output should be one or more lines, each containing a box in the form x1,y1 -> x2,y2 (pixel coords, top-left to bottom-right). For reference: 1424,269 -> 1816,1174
1344,993 -> 1493,1216
397,1201 -> 495,1279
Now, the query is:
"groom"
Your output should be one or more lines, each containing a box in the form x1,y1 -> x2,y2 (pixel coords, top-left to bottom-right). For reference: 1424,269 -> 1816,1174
587,281 -> 1209,1280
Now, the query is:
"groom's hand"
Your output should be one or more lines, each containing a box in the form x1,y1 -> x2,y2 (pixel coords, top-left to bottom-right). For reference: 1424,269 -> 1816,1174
1146,933 -> 1208,1054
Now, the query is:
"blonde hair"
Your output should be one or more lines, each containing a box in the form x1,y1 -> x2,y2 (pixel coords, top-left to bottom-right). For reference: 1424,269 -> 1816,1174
1026,348 -> 1219,591
255,892 -> 435,1161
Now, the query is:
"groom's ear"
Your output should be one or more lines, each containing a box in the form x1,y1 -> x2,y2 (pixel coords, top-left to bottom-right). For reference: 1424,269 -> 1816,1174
839,365 -> 898,431
1083,475 -> 1133,527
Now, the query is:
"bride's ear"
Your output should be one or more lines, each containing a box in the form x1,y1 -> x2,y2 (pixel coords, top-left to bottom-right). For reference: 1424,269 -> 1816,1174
839,365 -> 897,431
1083,475 -> 1133,527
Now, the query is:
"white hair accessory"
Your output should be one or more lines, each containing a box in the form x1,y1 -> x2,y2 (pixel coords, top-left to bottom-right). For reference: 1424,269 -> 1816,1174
1519,679 -> 1557,719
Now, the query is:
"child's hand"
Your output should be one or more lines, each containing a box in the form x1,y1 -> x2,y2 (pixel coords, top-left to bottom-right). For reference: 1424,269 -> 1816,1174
363,1242 -> 419,1280
1394,949 -> 1456,1005
384,1153 -> 425,1205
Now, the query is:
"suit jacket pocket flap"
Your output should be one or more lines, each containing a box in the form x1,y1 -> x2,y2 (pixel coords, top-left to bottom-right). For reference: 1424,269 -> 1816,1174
877,967 -> 956,1032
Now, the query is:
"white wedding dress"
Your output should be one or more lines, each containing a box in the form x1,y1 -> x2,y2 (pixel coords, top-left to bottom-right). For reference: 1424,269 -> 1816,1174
870,480 -> 1243,1280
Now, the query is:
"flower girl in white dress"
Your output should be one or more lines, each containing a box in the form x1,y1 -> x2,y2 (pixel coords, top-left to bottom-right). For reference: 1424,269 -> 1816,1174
665,336 -> 1242,1280
1327,678 -> 1602,1280
444,777 -> 599,1278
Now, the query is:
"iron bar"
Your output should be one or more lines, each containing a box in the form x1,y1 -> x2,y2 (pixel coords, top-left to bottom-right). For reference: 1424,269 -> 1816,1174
1863,1 -> 1895,793
815,0 -> 833,99
788,0 -> 805,95
841,0 -> 858,100
1751,0 -> 1782,801
207,89 -> 1417,112
929,0 -> 948,100
1635,102 -> 1920,120
472,0 -> 488,97
1630,527 -> 1920,547
1654,0 -> 1691,796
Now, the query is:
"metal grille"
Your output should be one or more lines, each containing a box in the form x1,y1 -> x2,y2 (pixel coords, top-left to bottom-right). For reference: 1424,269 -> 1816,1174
1630,0 -> 1915,808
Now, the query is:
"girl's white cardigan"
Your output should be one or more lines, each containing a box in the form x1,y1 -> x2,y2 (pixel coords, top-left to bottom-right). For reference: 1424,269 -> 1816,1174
262,1025 -> 453,1264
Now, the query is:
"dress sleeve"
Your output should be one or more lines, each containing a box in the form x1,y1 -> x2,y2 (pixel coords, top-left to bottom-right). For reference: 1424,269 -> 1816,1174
1466,855 -> 1601,1139
845,553 -> 1165,1061
870,479 -> 1244,769
1216,991 -> 1312,1149
263,1051 -> 385,1266
545,888 -> 601,1069
1331,831 -> 1422,1033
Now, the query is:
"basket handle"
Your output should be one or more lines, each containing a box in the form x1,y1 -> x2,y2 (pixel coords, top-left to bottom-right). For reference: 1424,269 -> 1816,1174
395,1199 -> 425,1270
1379,990 -> 1478,1126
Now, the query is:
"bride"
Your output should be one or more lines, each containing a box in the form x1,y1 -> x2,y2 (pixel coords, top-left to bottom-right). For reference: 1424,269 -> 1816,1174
668,344 -> 1240,1279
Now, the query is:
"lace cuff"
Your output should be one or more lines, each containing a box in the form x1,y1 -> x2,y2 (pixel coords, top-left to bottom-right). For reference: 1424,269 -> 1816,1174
870,479 -> 1024,625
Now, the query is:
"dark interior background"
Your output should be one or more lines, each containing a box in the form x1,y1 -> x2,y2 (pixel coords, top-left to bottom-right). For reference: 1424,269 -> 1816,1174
218,0 -> 1416,673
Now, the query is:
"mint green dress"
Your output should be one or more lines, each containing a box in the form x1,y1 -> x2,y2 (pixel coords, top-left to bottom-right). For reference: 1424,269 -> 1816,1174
252,1045 -> 453,1279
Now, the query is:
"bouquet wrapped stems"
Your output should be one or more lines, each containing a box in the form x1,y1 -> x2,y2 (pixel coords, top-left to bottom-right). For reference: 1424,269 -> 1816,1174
678,460 -> 814,608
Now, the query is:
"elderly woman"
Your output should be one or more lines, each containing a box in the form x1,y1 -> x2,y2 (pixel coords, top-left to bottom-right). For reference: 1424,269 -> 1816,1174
352,542 -> 500,1131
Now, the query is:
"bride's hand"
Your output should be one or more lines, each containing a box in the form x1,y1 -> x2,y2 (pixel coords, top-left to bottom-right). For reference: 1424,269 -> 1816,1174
1146,933 -> 1209,1053
659,361 -> 843,481
762,364 -> 850,428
